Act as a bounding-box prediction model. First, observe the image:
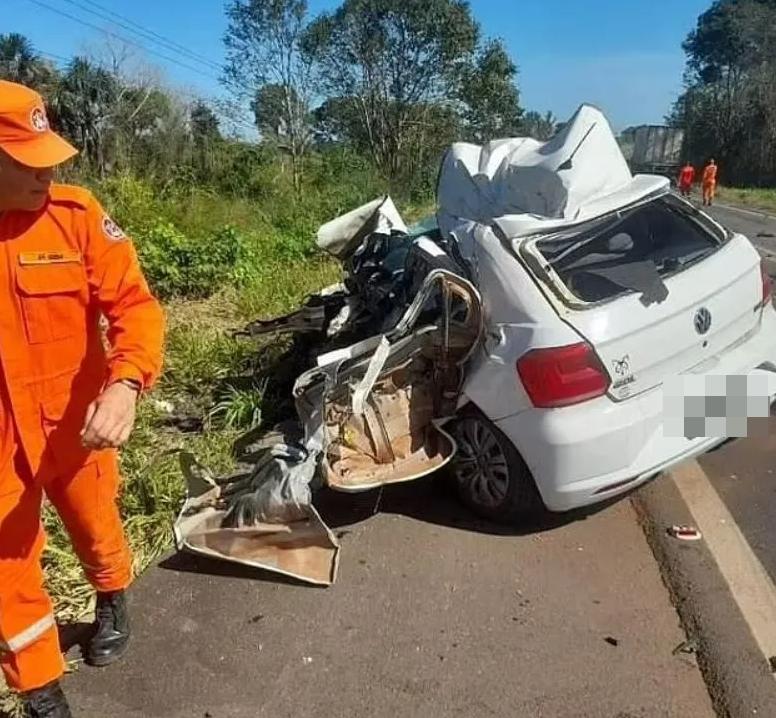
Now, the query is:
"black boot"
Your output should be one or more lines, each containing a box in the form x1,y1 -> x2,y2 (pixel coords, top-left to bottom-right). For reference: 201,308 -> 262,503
22,680 -> 73,718
85,591 -> 131,667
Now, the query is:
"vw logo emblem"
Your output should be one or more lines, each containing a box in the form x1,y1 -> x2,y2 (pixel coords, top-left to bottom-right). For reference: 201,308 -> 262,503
694,307 -> 712,335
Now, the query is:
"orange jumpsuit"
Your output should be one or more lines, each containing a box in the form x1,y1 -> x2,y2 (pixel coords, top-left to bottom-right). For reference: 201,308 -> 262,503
702,162 -> 718,204
678,165 -> 695,196
0,184 -> 164,692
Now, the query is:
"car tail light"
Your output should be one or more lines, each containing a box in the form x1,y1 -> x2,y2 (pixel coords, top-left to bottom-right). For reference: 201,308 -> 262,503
761,259 -> 772,305
516,342 -> 610,409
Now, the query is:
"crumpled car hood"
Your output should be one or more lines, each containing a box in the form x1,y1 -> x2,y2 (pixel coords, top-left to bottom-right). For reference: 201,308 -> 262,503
436,103 -> 669,242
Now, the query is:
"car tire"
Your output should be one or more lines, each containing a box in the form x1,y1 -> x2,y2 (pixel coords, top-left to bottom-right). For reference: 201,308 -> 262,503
448,406 -> 545,524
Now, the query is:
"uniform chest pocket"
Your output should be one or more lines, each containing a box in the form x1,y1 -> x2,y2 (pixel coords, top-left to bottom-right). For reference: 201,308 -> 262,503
16,262 -> 88,345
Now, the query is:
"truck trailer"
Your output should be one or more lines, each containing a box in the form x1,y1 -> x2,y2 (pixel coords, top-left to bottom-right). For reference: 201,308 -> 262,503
629,125 -> 685,179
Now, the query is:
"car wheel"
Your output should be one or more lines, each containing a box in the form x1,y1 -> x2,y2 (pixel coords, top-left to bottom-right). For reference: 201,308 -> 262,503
448,407 -> 544,524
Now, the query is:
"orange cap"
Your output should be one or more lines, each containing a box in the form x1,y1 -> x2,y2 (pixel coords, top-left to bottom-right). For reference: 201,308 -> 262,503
0,80 -> 77,168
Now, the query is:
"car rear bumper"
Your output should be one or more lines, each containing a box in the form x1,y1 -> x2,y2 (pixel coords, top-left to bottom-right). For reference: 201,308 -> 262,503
495,308 -> 776,513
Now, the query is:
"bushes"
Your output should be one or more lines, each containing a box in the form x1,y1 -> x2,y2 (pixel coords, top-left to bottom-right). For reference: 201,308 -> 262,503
134,222 -> 263,300
93,171 -> 364,300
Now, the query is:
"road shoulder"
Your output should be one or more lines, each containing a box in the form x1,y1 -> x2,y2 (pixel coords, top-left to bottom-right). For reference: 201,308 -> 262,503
633,470 -> 776,718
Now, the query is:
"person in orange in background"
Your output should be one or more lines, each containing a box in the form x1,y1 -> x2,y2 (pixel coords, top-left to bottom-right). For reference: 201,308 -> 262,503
0,80 -> 165,717
702,158 -> 718,206
677,161 -> 696,199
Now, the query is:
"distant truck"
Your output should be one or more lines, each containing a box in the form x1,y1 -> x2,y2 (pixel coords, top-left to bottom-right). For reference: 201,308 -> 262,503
629,125 -> 685,179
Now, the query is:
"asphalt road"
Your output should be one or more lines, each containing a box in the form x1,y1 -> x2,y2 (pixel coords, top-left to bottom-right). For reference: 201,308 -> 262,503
705,202 -> 776,257
65,481 -> 715,718
697,415 -> 776,585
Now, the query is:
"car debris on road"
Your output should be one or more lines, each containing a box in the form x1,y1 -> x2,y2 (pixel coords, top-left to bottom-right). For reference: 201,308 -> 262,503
174,103 -> 776,586
667,525 -> 703,541
175,197 -> 484,586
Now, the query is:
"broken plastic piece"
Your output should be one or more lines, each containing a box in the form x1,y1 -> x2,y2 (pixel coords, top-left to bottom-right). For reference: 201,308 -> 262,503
672,637 -> 699,656
316,196 -> 407,259
667,525 -> 703,541
174,450 -> 340,586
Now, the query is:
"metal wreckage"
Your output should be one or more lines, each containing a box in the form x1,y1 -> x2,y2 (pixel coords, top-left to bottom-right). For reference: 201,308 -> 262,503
174,195 -> 484,586
174,103 -> 647,586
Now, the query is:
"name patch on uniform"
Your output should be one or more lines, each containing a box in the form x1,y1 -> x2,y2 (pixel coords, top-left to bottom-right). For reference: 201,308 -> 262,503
19,250 -> 82,266
102,214 -> 127,241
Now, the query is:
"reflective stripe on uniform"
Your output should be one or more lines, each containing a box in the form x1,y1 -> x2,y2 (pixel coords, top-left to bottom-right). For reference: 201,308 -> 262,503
0,613 -> 55,653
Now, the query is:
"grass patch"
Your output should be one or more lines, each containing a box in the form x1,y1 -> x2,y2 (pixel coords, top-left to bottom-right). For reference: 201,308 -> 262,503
717,186 -> 776,214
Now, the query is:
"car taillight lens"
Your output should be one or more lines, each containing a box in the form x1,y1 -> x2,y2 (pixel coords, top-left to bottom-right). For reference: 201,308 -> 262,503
761,259 -> 772,305
516,342 -> 610,409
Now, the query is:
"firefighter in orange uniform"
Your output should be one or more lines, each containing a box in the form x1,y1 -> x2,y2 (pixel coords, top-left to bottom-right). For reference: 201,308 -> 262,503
702,158 -> 718,206
0,80 -> 164,717
677,161 -> 696,198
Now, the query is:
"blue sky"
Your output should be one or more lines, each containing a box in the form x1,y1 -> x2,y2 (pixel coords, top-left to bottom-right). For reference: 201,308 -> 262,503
4,0 -> 710,131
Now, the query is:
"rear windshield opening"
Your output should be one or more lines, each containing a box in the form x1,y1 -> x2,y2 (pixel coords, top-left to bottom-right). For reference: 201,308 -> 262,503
534,195 -> 725,303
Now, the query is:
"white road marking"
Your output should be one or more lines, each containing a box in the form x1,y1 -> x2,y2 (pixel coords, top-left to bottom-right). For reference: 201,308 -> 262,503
671,460 -> 776,670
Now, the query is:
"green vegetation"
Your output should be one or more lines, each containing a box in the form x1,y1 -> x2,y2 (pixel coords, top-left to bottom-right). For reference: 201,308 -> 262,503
669,0 -> 776,186
717,186 -> 776,214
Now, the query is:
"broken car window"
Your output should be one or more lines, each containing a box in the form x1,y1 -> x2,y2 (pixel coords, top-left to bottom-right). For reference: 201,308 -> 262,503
535,195 -> 722,303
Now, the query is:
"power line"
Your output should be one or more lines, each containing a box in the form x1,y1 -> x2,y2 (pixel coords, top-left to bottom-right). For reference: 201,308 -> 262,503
22,0 -> 254,103
22,0 -> 224,84
38,50 -> 71,66
19,0 -> 257,136
58,0 -> 223,73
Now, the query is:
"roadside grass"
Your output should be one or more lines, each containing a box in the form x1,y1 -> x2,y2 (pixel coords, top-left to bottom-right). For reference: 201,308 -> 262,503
717,186 -> 776,214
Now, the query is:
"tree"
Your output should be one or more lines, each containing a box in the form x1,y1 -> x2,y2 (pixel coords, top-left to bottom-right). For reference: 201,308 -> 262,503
312,96 -> 363,146
459,39 -> 523,142
114,86 -> 191,179
301,0 -> 480,183
520,110 -> 557,141
190,100 -> 222,180
251,83 -> 307,145
224,0 -> 315,191
0,33 -> 57,90
672,0 -> 776,185
51,57 -> 120,176
191,101 -> 221,142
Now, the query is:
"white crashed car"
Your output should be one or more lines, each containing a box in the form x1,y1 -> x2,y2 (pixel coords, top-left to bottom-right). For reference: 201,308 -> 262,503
438,105 -> 776,522
176,104 -> 776,588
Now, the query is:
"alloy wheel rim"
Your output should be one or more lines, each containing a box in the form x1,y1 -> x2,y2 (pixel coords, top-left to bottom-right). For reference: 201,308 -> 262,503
453,418 -> 509,509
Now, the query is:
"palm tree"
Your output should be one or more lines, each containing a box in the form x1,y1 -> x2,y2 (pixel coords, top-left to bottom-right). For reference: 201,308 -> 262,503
0,33 -> 55,89
51,57 -> 119,176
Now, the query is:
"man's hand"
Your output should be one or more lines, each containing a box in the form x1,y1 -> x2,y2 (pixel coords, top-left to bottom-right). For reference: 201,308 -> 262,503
81,381 -> 139,450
